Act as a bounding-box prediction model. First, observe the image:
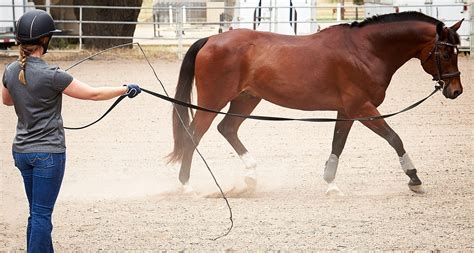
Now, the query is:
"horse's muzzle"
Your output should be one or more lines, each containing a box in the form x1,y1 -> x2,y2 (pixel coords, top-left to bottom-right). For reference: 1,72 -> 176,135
443,84 -> 463,99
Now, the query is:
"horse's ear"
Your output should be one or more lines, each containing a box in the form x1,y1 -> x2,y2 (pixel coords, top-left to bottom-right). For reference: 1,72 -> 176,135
436,23 -> 448,39
450,18 -> 464,32
436,23 -> 444,36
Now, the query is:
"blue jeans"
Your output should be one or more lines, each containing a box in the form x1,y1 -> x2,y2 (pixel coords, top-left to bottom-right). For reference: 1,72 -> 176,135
13,152 -> 66,253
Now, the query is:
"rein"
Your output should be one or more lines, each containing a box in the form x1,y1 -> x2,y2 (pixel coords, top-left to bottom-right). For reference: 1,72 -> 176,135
65,52 -> 443,128
65,84 -> 441,128
139,86 -> 442,123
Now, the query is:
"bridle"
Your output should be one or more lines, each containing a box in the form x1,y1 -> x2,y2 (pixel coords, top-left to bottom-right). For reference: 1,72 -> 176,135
421,33 -> 460,90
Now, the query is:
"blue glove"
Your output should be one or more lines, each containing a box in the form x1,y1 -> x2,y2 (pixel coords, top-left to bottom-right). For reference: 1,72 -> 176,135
124,84 -> 141,98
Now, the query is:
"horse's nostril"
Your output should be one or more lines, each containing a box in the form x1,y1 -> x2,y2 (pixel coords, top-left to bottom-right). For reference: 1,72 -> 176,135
453,90 -> 462,98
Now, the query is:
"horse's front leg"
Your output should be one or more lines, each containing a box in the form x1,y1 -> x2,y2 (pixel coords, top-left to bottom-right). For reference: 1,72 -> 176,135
347,102 -> 423,193
324,111 -> 354,196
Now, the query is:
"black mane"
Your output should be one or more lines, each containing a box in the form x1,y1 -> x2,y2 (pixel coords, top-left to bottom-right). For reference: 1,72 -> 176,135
350,11 -> 443,28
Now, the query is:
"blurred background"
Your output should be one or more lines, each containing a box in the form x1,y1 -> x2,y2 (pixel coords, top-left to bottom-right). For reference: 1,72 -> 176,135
1,0 -> 472,56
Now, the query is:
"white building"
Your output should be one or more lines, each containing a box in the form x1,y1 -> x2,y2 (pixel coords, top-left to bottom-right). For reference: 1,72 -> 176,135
0,0 -> 35,48
230,0 -> 318,35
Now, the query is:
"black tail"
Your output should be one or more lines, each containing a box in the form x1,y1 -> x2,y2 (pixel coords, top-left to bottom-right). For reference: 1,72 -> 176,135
167,37 -> 209,164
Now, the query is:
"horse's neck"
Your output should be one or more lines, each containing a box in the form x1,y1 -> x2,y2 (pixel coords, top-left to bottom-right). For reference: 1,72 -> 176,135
364,23 -> 433,73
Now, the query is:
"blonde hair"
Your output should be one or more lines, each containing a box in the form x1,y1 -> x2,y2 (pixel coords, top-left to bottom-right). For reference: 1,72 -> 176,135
18,36 -> 50,85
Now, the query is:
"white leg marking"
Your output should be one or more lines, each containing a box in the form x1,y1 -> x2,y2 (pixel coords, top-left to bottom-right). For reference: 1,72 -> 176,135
240,152 -> 257,189
240,152 -> 257,179
399,153 -> 415,173
323,154 -> 339,183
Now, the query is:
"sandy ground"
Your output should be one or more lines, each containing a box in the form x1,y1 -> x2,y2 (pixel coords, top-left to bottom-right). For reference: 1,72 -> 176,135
0,52 -> 472,251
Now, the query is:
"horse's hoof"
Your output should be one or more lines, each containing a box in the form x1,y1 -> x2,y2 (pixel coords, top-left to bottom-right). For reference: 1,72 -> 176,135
408,184 -> 425,194
325,183 -> 344,196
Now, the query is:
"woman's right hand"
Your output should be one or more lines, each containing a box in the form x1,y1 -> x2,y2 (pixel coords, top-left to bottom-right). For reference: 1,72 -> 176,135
124,84 -> 141,98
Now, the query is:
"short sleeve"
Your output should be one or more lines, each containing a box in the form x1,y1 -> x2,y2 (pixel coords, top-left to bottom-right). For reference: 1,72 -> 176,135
2,64 -> 10,88
2,70 -> 6,88
53,68 -> 73,92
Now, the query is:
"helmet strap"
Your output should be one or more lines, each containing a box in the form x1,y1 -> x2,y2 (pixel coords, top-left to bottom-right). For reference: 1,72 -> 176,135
42,35 -> 52,54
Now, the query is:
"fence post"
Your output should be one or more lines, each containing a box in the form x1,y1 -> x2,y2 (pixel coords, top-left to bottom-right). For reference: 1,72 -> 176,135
182,5 -> 186,24
177,7 -> 183,60
153,12 -> 157,37
470,3 -> 473,57
268,3 -> 273,32
273,0 -> 278,33
311,0 -> 317,33
336,3 -> 342,22
79,6 -> 82,51
45,0 -> 50,14
169,5 -> 173,25
11,0 -> 16,31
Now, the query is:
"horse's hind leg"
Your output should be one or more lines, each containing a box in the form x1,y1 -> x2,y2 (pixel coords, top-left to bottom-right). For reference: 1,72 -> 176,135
179,103 -> 228,191
324,111 -> 354,196
217,92 -> 261,191
346,103 -> 423,193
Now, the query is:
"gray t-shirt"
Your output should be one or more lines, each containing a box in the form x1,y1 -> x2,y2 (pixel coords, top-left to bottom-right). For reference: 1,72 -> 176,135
3,57 -> 73,153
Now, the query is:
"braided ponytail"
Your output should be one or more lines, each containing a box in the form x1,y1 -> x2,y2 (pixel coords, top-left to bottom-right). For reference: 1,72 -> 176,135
17,36 -> 49,85
18,44 -> 39,85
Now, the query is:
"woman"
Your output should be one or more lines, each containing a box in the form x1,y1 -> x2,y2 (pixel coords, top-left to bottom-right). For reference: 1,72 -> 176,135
2,10 -> 141,252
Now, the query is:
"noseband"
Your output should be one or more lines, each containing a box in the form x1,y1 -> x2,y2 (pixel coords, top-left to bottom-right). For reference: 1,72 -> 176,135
421,33 -> 460,89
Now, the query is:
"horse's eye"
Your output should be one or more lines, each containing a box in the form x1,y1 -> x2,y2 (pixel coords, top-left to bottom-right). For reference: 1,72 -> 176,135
442,50 -> 451,60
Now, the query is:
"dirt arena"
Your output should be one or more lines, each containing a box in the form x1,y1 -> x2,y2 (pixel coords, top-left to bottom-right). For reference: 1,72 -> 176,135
1,52 -> 472,251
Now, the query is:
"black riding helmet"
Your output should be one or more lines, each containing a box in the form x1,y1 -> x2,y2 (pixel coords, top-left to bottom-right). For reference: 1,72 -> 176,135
16,9 -> 61,53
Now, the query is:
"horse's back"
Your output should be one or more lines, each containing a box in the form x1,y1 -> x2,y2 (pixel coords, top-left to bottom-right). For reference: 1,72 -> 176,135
194,29 -> 349,110
208,28 -> 303,46
197,29 -> 324,71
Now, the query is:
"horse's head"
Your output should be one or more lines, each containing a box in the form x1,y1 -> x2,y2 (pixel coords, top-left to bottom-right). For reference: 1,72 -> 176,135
421,19 -> 463,99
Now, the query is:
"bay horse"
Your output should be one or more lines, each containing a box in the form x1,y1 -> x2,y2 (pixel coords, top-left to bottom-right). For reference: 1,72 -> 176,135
168,12 -> 463,195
